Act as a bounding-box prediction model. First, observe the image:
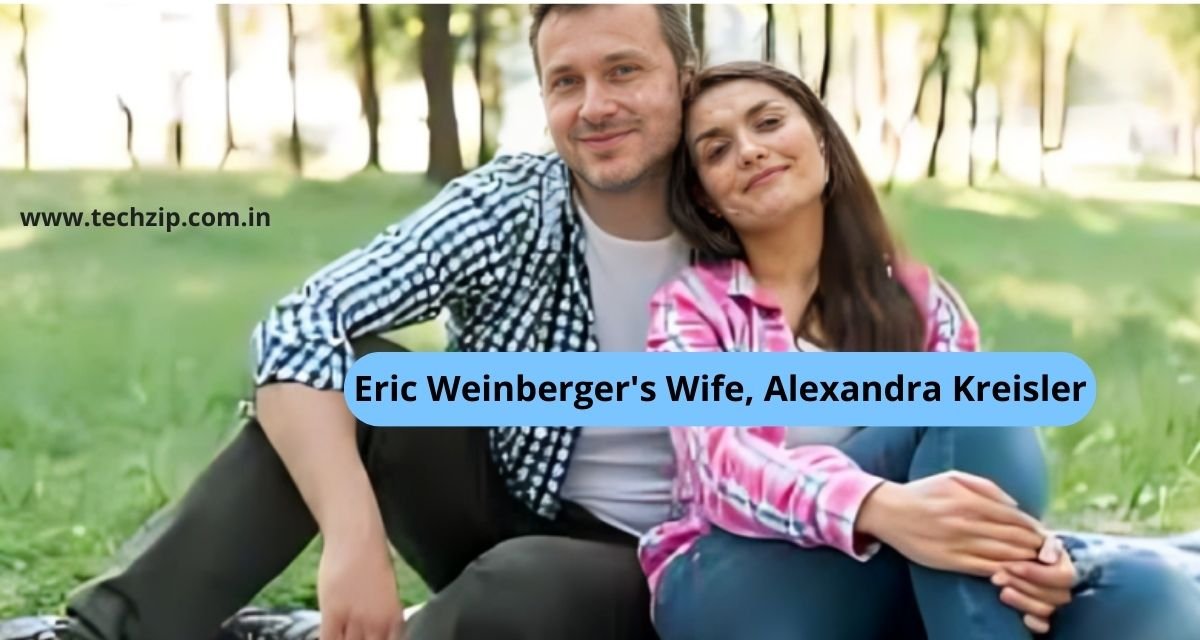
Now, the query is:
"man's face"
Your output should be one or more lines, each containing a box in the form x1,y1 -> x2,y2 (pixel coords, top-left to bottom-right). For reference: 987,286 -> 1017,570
536,5 -> 684,193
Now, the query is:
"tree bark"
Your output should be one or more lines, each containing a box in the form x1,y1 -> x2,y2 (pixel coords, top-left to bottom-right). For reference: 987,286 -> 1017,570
19,5 -> 30,170
219,5 -> 236,168
473,4 -> 489,165
968,6 -> 985,186
287,4 -> 303,173
117,96 -> 137,169
764,4 -> 775,63
993,82 -> 1005,176
358,4 -> 381,170
884,6 -> 952,192
420,3 -> 463,183
820,4 -> 833,100
1192,115 -> 1198,180
1038,6 -> 1047,187
926,4 -> 954,179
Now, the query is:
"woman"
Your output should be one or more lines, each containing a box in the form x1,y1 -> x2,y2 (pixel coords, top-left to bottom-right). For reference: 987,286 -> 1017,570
640,61 -> 1200,640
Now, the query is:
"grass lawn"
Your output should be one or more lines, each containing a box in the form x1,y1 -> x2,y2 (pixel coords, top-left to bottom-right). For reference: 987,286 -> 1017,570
1,169 -> 1198,617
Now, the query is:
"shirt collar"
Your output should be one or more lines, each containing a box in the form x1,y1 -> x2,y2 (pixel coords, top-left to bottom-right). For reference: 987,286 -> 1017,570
724,259 -> 783,310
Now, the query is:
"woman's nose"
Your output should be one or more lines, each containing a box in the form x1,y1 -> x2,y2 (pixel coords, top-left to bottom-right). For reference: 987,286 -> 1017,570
737,139 -> 768,167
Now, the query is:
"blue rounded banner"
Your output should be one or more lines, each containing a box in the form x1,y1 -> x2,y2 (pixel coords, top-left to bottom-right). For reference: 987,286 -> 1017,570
343,352 -> 1095,428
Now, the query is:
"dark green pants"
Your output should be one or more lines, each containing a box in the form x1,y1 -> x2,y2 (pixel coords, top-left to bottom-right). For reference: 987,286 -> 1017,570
66,337 -> 657,640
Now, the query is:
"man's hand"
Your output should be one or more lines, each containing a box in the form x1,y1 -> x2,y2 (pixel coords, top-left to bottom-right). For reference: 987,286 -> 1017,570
992,537 -> 1075,635
857,472 -> 1045,577
318,535 -> 407,640
255,384 -> 407,640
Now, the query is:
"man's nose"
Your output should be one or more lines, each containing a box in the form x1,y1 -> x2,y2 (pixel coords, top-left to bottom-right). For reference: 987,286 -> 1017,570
579,83 -> 619,125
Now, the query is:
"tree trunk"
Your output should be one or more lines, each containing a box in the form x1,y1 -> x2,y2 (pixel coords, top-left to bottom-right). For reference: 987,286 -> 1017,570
879,6 -> 900,173
174,120 -> 183,167
117,96 -> 137,169
797,19 -> 804,81
968,5 -> 985,186
1038,6 -> 1047,187
219,5 -> 236,168
820,4 -> 833,100
1036,9 -> 1076,187
764,4 -> 775,63
473,4 -> 489,165
884,6 -> 952,192
691,5 -> 705,61
287,4 -> 303,173
420,3 -> 463,184
359,3 -> 381,170
993,86 -> 1004,176
19,5 -> 30,170
1192,115 -> 1198,180
926,4 -> 954,179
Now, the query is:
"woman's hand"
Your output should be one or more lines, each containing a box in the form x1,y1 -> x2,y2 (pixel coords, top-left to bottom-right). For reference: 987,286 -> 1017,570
992,537 -> 1075,634
856,471 -> 1046,577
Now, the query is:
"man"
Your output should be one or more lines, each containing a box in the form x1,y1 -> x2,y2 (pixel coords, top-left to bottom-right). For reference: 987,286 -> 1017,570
3,5 -> 696,640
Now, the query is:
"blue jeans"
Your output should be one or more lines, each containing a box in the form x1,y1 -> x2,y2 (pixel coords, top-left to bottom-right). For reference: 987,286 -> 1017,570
653,427 -> 1200,640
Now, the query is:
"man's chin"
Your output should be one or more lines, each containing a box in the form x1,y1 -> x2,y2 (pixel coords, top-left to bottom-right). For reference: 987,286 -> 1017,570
574,163 -> 656,194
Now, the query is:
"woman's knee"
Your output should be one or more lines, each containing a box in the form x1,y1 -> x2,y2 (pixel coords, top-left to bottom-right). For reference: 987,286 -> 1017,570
654,530 -> 914,640
1054,552 -> 1200,640
913,427 -> 1048,518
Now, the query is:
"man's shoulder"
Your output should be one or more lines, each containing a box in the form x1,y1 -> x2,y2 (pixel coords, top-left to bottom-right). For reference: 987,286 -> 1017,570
412,152 -> 567,240
456,151 -> 567,191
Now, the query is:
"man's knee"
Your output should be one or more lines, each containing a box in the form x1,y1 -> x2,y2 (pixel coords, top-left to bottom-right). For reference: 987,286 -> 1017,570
428,537 -> 653,640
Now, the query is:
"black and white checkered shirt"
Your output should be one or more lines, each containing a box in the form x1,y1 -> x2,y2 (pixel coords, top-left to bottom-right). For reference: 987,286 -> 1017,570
252,152 -> 603,518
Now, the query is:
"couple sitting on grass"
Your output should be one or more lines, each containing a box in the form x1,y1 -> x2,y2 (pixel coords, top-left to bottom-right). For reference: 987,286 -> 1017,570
4,5 -> 1199,640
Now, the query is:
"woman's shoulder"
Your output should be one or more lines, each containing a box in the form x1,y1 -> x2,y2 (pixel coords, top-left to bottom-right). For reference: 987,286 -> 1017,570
893,259 -> 980,352
653,259 -> 745,305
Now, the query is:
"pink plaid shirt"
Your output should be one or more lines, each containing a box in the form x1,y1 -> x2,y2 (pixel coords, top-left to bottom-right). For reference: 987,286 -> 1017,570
637,258 -> 980,601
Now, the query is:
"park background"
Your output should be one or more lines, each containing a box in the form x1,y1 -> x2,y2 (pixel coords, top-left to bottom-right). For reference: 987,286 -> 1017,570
1,2 -> 1199,616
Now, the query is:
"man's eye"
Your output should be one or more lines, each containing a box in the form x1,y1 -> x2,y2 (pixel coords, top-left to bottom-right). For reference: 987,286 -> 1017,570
614,65 -> 638,77
552,77 -> 578,90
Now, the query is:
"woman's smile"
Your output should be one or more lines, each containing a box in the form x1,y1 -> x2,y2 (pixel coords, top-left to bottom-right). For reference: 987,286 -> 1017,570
744,164 -> 789,192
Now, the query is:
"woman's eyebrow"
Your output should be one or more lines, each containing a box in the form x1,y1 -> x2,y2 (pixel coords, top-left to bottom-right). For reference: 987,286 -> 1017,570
745,99 -> 779,119
690,99 -> 780,148
690,126 -> 723,149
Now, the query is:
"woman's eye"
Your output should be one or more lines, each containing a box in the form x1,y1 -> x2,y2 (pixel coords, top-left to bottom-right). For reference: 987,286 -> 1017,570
759,117 -> 781,129
706,144 -> 727,161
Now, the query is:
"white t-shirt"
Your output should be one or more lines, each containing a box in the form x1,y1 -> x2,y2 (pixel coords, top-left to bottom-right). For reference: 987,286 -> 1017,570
559,198 -> 690,537
785,336 -> 860,446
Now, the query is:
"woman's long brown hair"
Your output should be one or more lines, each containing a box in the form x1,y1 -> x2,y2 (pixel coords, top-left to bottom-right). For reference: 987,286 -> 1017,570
669,61 -> 925,352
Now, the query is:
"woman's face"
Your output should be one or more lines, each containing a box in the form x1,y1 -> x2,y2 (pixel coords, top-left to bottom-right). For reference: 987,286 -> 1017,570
686,79 -> 826,236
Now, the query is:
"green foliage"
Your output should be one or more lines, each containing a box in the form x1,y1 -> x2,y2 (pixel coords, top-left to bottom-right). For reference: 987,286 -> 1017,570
1143,4 -> 1200,98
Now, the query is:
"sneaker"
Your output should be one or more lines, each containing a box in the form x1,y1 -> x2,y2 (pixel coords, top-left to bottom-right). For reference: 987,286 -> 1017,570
217,608 -> 320,640
0,616 -> 73,640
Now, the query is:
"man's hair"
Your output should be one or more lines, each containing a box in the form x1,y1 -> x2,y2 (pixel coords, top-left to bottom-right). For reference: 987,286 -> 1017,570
528,4 -> 697,78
